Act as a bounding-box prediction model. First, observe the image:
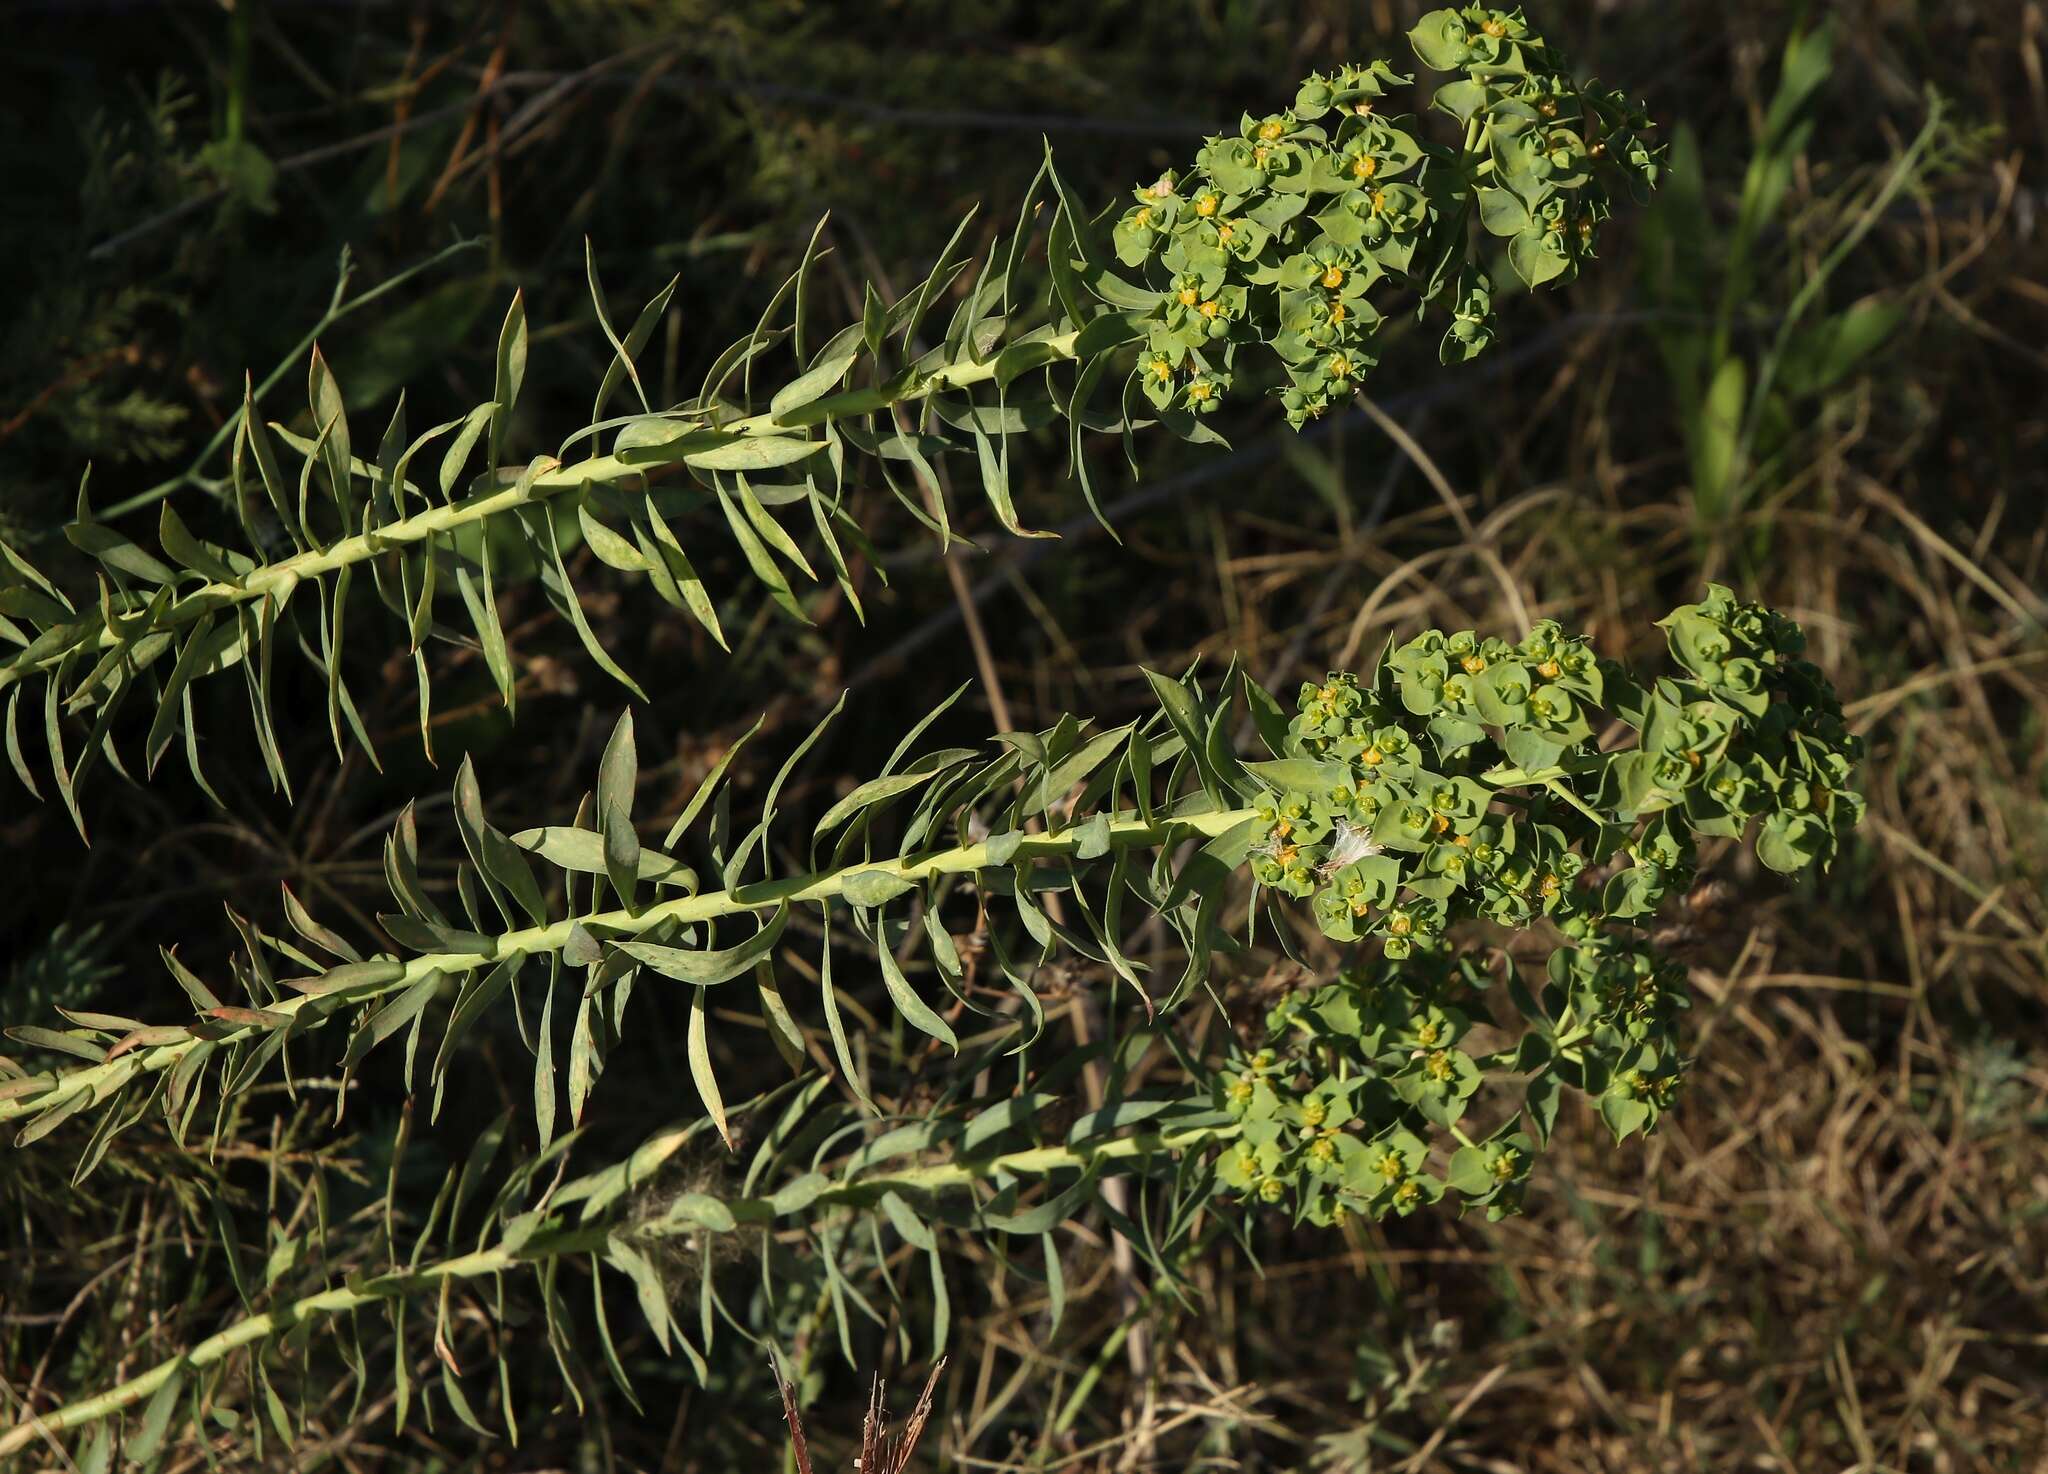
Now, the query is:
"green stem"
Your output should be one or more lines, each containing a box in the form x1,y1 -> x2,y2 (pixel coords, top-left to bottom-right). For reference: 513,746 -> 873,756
0,800 -> 1244,1125
1541,777 -> 1609,829
2,758 -> 1612,1125
0,328 -> 1082,694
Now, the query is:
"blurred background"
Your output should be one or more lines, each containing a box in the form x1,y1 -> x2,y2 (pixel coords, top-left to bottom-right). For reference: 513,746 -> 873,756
2,1 -> 2044,1469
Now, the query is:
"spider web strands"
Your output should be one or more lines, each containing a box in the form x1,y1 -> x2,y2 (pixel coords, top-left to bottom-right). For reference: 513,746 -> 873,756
0,1084 -> 1233,1460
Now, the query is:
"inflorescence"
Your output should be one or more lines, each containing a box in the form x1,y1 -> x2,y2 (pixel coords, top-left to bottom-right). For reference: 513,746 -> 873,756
1115,6 -> 1660,426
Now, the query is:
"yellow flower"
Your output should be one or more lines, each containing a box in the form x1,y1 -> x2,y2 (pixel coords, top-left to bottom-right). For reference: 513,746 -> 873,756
1320,265 -> 1345,290
1195,192 -> 1221,217
1177,286 -> 1200,306
1351,155 -> 1378,180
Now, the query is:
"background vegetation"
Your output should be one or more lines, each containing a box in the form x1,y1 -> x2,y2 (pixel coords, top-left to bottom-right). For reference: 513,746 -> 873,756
2,0 -> 2043,1469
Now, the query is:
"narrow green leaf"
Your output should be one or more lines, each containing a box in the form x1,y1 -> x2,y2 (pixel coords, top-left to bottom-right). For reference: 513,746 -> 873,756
688,988 -> 732,1149
158,503 -> 240,582
661,714 -> 762,849
491,290 -> 528,470
614,903 -> 789,985
715,484 -> 810,626
683,436 -> 827,472
599,710 -> 641,913
128,1362 -> 186,1461
640,499 -> 727,649
534,971 -> 558,1151
510,826 -> 697,889
878,942 -> 957,1051
769,350 -> 861,422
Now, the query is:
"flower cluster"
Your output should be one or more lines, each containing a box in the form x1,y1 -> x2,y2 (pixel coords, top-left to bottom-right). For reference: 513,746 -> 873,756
1644,585 -> 1866,874
1112,7 -> 1660,427
1216,592 -> 1861,1223
1410,6 -> 1662,292
1216,955 -> 1532,1225
1213,928 -> 1692,1226
1246,590 -> 1859,958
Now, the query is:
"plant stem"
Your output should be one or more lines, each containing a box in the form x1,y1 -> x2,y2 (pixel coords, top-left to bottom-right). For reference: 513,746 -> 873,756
0,801 -> 1246,1125
2,757 -> 1605,1125
0,1118 -> 1235,1456
0,328 -> 1083,693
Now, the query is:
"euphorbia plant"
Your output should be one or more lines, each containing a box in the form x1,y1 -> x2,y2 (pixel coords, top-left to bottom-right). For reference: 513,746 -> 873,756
0,588 -> 1860,1457
0,8 -> 1772,1465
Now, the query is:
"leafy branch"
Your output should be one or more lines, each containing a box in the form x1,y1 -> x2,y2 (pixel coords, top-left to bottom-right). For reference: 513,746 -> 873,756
4,589 -> 1862,1188
0,9 -> 1661,832
0,1080 -> 1234,1460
